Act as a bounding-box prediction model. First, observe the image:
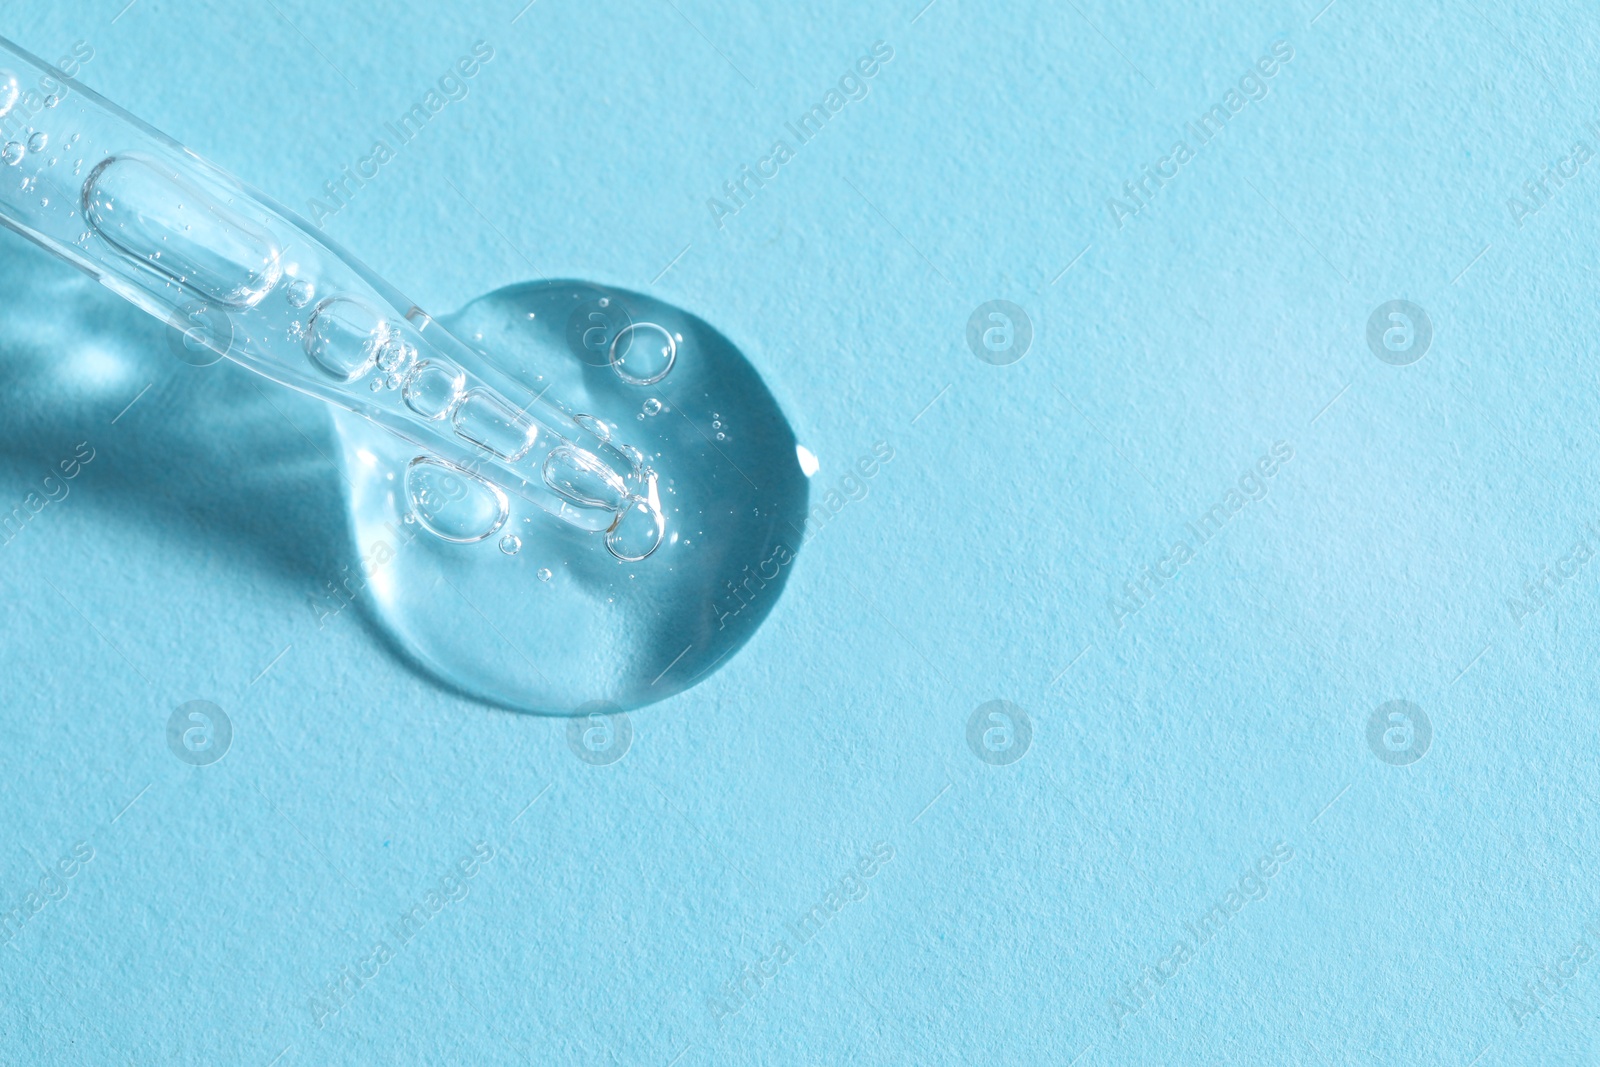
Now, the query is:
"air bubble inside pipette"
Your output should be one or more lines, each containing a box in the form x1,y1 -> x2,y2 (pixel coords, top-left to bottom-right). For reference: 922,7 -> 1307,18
83,155 -> 283,307
403,360 -> 466,419
304,297 -> 390,381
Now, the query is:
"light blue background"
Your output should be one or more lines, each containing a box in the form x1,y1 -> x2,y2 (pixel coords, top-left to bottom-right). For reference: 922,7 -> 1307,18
2,0 -> 1598,1062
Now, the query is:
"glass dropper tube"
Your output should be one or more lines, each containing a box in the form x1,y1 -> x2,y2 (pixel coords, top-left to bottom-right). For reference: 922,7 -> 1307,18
0,35 -> 665,560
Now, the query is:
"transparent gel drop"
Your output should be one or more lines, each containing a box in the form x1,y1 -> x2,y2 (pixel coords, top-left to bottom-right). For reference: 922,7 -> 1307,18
1,142 -> 21,166
285,279 -> 314,307
304,297 -> 388,382
337,280 -> 810,713
404,457 -> 508,543
26,131 -> 45,153
82,155 -> 283,307
610,322 -> 676,385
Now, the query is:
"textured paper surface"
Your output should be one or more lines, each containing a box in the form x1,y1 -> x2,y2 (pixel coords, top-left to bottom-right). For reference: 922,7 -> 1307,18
1,1 -> 1597,1063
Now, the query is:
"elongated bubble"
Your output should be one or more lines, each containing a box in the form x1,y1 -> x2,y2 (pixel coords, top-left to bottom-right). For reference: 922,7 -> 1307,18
543,444 -> 627,510
82,155 -> 283,307
453,389 -> 537,462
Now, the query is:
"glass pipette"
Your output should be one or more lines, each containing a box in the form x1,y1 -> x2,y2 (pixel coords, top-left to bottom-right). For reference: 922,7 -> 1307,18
0,35 -> 666,561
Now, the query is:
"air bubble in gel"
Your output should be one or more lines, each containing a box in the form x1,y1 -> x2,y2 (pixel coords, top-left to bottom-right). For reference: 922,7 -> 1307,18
1,142 -> 20,166
542,444 -> 628,511
304,297 -> 389,382
404,457 -> 508,543
609,322 -> 676,385
377,338 -> 412,373
574,413 -> 611,442
452,389 -> 537,462
82,155 -> 284,308
403,360 -> 466,420
606,497 -> 666,562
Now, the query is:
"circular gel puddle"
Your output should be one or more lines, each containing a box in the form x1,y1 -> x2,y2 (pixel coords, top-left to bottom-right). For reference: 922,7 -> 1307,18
333,281 -> 809,714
